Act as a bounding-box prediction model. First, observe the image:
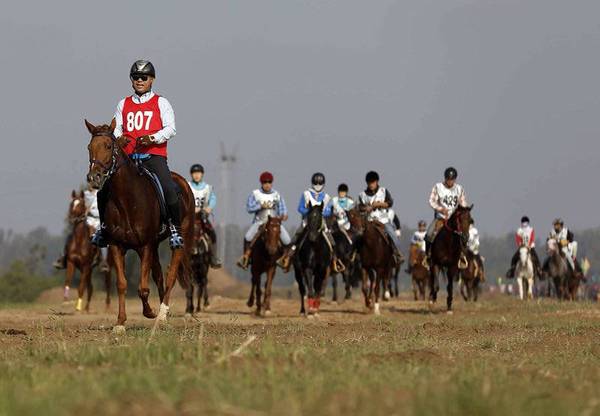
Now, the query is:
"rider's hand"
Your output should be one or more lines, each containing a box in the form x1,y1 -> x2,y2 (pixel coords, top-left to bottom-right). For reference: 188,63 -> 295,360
282,214 -> 288,221
440,207 -> 449,218
195,207 -> 201,214
137,135 -> 154,147
204,207 -> 213,215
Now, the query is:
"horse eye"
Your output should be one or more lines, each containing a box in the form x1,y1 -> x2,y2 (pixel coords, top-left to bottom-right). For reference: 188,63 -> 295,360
105,143 -> 111,150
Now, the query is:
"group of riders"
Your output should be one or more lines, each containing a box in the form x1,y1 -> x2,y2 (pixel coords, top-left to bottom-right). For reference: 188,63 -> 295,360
54,59 -> 585,285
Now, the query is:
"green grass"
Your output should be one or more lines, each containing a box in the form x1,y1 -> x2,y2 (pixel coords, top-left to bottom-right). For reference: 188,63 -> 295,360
0,297 -> 599,415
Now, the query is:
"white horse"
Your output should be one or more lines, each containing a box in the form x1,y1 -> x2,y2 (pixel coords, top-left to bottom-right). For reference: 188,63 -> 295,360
515,246 -> 534,300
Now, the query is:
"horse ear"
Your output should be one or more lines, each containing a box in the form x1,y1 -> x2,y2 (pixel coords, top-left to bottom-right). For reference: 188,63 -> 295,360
79,190 -> 84,198
109,118 -> 116,132
71,189 -> 77,199
84,119 -> 96,134
468,204 -> 474,211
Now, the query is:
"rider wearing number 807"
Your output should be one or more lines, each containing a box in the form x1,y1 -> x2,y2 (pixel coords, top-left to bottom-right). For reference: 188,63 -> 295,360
91,60 -> 184,249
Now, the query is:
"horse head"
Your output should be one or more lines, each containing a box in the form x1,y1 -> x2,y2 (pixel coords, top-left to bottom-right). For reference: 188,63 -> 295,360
306,203 -> 324,243
264,216 -> 282,256
449,204 -> 473,243
85,119 -> 128,190
518,245 -> 530,264
347,208 -> 365,236
68,189 -> 86,223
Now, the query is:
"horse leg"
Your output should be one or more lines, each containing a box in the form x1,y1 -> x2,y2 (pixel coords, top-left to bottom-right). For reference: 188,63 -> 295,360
460,278 -> 468,301
528,277 -> 534,300
110,246 -> 128,328
185,270 -> 195,315
331,272 -> 338,303
196,278 -> 203,312
151,247 -> 165,303
429,265 -> 440,307
202,270 -> 210,308
344,269 -> 352,300
446,268 -> 456,312
263,266 -> 275,315
297,269 -> 307,316
361,268 -> 371,310
412,277 -> 418,301
104,266 -> 111,311
74,265 -> 86,312
254,271 -> 263,316
64,261 -> 75,301
517,276 -> 524,300
84,266 -> 93,312
374,268 -> 385,315
137,245 -> 156,319
158,247 -> 185,321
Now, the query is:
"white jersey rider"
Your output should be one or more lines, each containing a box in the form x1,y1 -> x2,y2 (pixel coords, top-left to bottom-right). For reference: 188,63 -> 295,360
507,216 -> 541,277
54,186 -> 108,272
188,164 -> 222,268
467,219 -> 485,281
406,220 -> 427,273
546,218 -> 581,274
331,183 -> 355,231
237,171 -> 290,270
277,172 -> 342,272
426,166 -> 468,245
358,171 -> 404,265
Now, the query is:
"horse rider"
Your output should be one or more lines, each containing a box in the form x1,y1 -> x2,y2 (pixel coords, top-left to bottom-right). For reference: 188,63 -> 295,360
467,219 -> 485,281
54,185 -> 109,272
426,167 -> 468,247
406,220 -> 427,273
237,172 -> 291,270
388,209 -> 402,238
506,216 -> 541,278
91,59 -> 184,249
358,171 -> 404,265
188,163 -> 222,268
545,218 -> 582,275
277,172 -> 342,272
331,183 -> 355,243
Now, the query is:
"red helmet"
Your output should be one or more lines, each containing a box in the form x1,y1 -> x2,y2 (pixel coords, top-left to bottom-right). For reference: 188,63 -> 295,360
260,171 -> 274,183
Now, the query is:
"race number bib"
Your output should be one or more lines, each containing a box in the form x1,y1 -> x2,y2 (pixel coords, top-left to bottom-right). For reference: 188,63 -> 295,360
442,195 -> 458,208
125,111 -> 154,131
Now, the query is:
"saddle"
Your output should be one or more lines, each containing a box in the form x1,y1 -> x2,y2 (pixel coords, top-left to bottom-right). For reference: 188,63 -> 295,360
137,163 -> 181,225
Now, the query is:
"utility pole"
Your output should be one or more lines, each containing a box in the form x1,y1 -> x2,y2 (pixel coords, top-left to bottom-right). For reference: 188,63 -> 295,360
218,142 -> 238,266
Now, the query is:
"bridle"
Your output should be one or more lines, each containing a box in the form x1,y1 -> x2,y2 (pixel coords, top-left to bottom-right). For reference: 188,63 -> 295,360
88,131 -> 123,182
444,209 -> 469,241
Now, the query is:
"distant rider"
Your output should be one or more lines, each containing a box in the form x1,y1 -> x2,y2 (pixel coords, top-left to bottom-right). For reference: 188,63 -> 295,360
506,216 -> 541,278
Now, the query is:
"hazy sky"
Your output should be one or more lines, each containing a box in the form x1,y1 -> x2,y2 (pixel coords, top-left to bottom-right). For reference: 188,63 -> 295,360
1,0 -> 599,235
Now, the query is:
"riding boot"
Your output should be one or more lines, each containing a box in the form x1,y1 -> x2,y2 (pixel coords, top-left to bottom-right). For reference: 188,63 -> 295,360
209,247 -> 222,269
91,224 -> 108,248
506,250 -> 519,278
167,201 -> 184,249
277,227 -> 304,272
237,240 -> 252,270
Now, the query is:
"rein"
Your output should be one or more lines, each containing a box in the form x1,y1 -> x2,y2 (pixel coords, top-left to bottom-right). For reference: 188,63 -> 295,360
89,131 -> 125,182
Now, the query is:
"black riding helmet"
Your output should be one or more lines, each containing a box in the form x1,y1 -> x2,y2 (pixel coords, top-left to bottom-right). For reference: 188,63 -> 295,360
130,60 -> 156,78
338,183 -> 349,193
311,172 -> 325,186
190,164 -> 204,174
444,167 -> 458,180
521,216 -> 530,223
365,171 -> 379,183
418,220 -> 427,227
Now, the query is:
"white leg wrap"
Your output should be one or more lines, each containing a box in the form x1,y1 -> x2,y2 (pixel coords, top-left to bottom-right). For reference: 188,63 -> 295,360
157,303 -> 170,321
374,302 -> 381,315
76,298 -> 83,311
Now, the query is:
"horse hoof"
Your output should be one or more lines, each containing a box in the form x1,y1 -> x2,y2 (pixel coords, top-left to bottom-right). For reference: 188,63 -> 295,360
264,310 -> 272,317
184,312 -> 193,319
374,303 -> 381,315
446,310 -> 454,315
143,308 -> 157,319
112,325 -> 126,335
384,291 -> 391,301
307,314 -> 315,320
247,301 -> 254,308
157,303 -> 170,322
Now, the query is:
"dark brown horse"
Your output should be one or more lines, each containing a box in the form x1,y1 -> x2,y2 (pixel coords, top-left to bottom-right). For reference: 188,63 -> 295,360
329,220 -> 357,303
428,205 -> 473,313
459,251 -> 483,302
85,120 -> 194,332
62,190 -> 114,312
408,244 -> 428,301
348,208 -> 394,315
185,211 -> 211,315
294,204 -> 332,316
246,216 -> 284,316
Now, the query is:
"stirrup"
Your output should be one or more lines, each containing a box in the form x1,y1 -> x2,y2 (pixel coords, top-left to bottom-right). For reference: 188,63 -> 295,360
458,254 -> 468,270
211,255 -> 223,269
169,225 -> 184,249
332,258 -> 346,273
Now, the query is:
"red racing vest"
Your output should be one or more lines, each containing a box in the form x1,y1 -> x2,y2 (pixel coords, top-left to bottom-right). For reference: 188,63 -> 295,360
121,94 -> 167,157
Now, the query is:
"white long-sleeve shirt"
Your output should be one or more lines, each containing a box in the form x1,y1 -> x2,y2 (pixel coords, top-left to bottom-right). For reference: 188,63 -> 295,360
429,182 -> 467,219
113,90 -> 176,144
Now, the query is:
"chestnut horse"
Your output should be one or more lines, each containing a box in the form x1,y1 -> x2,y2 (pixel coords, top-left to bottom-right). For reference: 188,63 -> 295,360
459,251 -> 482,302
247,216 -> 284,316
428,205 -> 473,313
62,190 -> 114,312
348,208 -> 394,315
294,204 -> 332,316
186,211 -> 211,315
85,120 -> 194,332
408,244 -> 428,301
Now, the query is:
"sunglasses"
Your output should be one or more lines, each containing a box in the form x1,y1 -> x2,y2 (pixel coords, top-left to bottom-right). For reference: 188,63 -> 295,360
262,181 -> 273,184
131,75 -> 149,81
